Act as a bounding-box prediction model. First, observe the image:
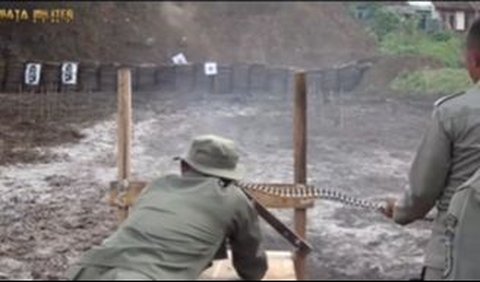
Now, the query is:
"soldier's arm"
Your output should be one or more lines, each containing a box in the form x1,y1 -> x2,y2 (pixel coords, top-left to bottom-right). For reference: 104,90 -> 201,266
393,108 -> 452,225
229,196 -> 268,280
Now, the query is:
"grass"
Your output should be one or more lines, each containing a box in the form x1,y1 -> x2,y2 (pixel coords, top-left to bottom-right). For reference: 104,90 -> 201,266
380,30 -> 464,68
390,68 -> 471,96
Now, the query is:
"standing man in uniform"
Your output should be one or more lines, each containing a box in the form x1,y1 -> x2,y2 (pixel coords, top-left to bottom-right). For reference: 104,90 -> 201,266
381,18 -> 480,280
67,135 -> 268,280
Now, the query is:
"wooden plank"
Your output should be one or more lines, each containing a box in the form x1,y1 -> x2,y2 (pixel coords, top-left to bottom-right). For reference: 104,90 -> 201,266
242,189 -> 313,254
112,180 -> 313,212
109,181 -> 148,209
114,68 -> 132,222
200,250 -> 296,280
293,71 -> 308,280
124,181 -> 148,207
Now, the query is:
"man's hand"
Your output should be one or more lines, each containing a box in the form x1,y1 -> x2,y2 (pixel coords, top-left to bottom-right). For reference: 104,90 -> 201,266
379,198 -> 396,219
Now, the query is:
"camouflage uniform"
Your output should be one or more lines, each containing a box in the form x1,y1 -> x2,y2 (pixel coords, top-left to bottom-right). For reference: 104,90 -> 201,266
393,84 -> 480,279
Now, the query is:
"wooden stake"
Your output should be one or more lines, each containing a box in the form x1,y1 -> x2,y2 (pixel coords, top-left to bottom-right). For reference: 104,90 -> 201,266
293,71 -> 308,280
115,68 -> 132,222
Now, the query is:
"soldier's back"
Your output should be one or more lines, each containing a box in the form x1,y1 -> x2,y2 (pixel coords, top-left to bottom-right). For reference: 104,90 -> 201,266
429,84 -> 480,279
434,86 -> 480,196
70,174 -> 250,280
444,168 -> 480,279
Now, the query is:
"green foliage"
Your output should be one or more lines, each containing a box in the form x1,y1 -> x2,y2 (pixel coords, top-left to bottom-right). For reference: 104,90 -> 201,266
380,29 -> 463,68
351,3 -> 469,96
431,30 -> 456,42
390,68 -> 471,96
369,7 -> 402,41
351,2 -> 403,41
353,3 -> 465,68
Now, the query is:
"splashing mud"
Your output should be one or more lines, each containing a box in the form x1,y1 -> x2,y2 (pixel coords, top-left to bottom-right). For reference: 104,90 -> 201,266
0,92 -> 434,279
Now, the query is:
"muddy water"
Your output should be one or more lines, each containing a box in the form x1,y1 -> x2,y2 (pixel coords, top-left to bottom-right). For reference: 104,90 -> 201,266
0,92 -> 434,279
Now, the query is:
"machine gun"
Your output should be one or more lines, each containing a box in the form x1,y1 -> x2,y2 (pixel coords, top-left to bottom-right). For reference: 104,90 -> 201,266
109,179 -> 314,261
238,184 -> 313,255
110,179 -> 433,261
210,181 -> 314,261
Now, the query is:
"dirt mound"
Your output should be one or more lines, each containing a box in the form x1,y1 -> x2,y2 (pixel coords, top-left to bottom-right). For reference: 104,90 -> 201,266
187,2 -> 377,68
356,55 -> 444,94
0,2 -> 376,68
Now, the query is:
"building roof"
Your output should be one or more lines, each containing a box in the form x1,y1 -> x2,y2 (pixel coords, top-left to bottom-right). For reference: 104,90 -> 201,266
432,1 -> 478,11
379,1 -> 409,5
355,1 -> 408,7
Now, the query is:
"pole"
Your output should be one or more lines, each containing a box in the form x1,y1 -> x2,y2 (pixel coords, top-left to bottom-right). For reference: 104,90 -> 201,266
115,68 -> 132,222
293,71 -> 308,280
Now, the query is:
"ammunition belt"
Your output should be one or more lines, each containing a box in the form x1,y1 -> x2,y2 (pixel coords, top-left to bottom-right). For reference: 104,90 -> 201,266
236,182 -> 384,211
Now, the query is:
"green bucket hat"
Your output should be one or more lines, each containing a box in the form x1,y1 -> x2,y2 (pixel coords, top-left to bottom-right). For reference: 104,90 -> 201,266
175,135 -> 245,180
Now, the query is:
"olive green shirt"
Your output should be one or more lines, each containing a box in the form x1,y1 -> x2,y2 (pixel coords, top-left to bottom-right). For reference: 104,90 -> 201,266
69,173 -> 267,280
393,83 -> 480,269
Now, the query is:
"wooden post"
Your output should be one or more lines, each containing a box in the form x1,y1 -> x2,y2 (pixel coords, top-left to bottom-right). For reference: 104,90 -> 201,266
115,68 -> 132,222
293,71 -> 308,280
